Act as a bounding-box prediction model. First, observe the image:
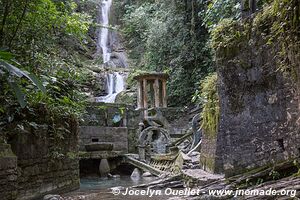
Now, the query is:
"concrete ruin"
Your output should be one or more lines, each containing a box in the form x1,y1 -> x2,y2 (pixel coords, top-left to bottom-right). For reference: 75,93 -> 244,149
0,108 -> 79,200
134,72 -> 169,116
200,15 -> 300,177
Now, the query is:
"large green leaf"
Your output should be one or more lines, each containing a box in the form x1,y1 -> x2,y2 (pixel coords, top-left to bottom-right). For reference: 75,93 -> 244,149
27,73 -> 46,93
0,61 -> 46,93
0,61 -> 24,77
8,81 -> 27,108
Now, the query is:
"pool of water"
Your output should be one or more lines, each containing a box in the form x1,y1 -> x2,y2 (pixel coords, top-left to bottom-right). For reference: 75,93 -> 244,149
80,176 -> 157,191
63,176 -> 172,200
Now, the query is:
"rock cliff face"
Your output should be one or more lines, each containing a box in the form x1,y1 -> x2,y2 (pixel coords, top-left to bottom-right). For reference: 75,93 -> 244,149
200,1 -> 300,176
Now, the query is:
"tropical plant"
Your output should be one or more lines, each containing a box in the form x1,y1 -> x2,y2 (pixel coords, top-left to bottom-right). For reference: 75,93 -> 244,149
0,51 -> 45,108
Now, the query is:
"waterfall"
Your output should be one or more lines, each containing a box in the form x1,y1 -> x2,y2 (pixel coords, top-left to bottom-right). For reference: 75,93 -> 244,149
96,72 -> 124,103
99,0 -> 112,63
96,0 -> 126,103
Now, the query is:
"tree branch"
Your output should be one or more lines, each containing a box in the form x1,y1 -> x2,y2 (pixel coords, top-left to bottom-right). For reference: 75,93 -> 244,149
8,0 -> 29,49
0,0 -> 11,47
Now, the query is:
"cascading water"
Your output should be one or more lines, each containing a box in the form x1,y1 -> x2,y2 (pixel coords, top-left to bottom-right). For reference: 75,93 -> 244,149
99,0 -> 112,63
96,72 -> 124,103
96,0 -> 125,103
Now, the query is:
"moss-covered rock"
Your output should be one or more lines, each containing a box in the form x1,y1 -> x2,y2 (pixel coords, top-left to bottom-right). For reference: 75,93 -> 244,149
199,73 -> 219,138
115,90 -> 137,105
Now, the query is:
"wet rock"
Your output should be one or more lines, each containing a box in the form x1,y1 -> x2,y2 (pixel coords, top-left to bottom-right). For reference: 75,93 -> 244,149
142,172 -> 153,177
111,186 -> 125,191
112,174 -> 120,178
131,168 -> 141,179
43,194 -> 62,200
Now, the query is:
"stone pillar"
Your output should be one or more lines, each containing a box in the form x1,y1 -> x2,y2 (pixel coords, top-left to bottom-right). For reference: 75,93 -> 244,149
99,159 -> 110,177
131,168 -> 141,179
162,80 -> 167,107
149,81 -> 155,108
154,79 -> 160,107
143,79 -> 148,116
137,81 -> 143,109
138,145 -> 146,161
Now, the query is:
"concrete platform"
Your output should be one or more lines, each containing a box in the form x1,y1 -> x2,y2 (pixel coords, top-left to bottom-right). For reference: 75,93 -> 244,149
79,151 -> 123,159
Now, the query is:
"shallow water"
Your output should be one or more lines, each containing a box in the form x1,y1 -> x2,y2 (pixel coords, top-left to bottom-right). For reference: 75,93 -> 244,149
80,176 -> 157,191
63,176 -> 174,200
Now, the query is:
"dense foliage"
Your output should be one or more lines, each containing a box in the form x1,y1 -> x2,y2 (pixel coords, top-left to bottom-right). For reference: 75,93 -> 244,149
116,0 -> 214,106
0,0 -> 95,138
116,0 -> 272,106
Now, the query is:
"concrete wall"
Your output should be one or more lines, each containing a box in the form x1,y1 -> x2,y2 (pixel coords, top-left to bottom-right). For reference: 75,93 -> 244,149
1,115 -> 80,200
79,126 -> 128,153
200,14 -> 300,176
80,103 -> 188,154
0,144 -> 18,200
218,58 -> 300,176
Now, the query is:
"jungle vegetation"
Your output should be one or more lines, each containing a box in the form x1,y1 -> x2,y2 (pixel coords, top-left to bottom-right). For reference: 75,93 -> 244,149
0,0 -> 298,138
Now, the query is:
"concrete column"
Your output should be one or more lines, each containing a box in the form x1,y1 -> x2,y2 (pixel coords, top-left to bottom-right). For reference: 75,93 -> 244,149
143,79 -> 148,116
154,79 -> 160,107
149,81 -> 155,108
138,145 -> 146,161
131,168 -> 141,179
99,159 -> 110,177
162,79 -> 167,107
137,80 -> 143,109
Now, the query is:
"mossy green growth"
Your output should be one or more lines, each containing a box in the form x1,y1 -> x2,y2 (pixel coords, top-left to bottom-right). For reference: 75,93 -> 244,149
126,69 -> 158,87
66,151 -> 78,160
293,159 -> 300,177
200,154 -> 216,173
0,144 -> 16,158
200,73 -> 220,138
115,91 -> 136,105
212,0 -> 299,79
211,19 -> 248,60
269,0 -> 300,79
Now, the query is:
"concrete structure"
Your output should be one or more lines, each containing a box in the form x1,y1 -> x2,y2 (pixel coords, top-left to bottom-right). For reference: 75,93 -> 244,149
0,112 -> 79,200
79,126 -> 128,153
134,73 -> 169,116
200,15 -> 300,177
78,102 -> 190,177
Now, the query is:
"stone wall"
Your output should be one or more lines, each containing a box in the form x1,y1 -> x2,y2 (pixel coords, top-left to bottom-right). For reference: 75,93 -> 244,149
79,126 -> 128,153
80,102 -> 189,153
199,136 -> 219,174
2,113 -> 80,200
0,144 -> 18,200
200,13 -> 300,176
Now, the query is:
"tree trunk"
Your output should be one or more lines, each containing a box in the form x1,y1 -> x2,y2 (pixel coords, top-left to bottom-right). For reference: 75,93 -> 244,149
8,0 -> 29,49
0,0 -> 11,47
